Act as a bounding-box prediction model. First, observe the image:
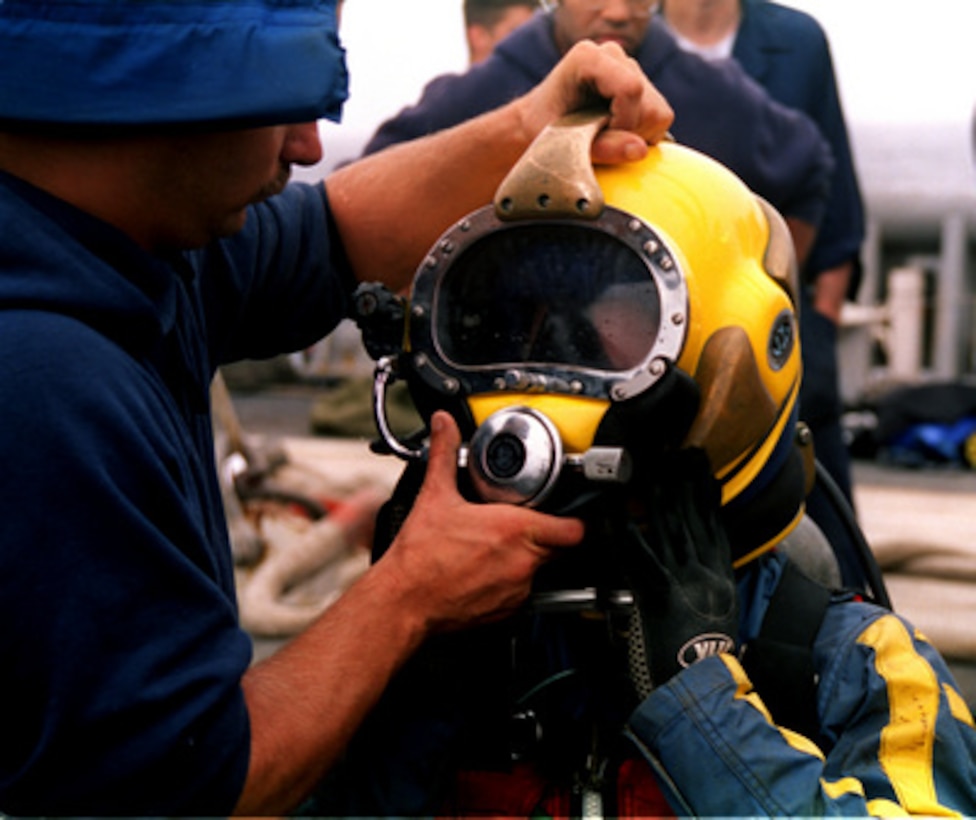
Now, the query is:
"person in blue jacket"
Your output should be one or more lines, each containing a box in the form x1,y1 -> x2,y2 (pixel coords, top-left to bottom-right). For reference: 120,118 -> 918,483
363,0 -> 835,270
0,0 -> 675,815
659,0 -> 866,580
310,125 -> 976,818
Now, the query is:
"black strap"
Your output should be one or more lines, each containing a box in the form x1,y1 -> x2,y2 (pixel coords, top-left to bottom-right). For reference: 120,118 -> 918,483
741,558 -> 832,746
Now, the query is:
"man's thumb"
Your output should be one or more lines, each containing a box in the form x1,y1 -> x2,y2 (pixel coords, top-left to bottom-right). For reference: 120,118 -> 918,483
423,410 -> 462,494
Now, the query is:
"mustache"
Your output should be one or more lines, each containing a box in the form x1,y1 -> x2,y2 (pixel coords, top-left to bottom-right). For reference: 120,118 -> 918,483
256,163 -> 293,201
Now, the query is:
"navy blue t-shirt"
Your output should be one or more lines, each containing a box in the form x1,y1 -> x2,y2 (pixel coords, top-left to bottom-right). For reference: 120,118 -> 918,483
0,173 -> 353,815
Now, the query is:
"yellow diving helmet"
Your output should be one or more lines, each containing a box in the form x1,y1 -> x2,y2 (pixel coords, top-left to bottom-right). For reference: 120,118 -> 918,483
356,112 -> 809,568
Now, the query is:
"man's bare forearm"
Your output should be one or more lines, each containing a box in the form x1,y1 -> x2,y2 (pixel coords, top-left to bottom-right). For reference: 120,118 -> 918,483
324,101 -> 535,292
234,562 -> 427,815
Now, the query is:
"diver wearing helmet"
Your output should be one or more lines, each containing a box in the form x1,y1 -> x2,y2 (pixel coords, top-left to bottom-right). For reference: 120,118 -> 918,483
320,118 -> 976,817
360,0 -> 880,577
0,1 -> 677,815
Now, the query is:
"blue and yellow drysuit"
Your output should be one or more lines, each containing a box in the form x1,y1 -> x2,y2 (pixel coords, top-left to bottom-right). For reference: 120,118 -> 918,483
630,551 -> 976,816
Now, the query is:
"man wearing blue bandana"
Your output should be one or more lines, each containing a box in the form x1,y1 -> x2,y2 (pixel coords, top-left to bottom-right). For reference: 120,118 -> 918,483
0,1 -> 674,814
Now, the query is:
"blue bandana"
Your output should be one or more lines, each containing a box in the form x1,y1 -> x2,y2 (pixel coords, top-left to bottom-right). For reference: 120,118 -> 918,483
0,0 -> 348,127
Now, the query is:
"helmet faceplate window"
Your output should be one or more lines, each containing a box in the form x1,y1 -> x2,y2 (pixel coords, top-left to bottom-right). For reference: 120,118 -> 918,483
437,223 -> 660,372
410,205 -> 688,401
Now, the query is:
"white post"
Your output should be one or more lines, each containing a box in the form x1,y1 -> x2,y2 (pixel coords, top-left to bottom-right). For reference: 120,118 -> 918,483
886,265 -> 926,380
934,213 -> 968,379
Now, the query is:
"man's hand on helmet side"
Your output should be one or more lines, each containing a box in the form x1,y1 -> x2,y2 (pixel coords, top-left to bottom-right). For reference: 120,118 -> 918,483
623,448 -> 740,693
239,412 -> 582,813
375,411 -> 585,635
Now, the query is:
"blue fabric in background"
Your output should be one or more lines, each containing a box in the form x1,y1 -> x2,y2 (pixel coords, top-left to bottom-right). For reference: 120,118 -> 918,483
0,0 -> 348,126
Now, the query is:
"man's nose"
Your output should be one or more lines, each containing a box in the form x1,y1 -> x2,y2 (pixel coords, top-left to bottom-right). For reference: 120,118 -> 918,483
283,122 -> 324,166
598,0 -> 633,21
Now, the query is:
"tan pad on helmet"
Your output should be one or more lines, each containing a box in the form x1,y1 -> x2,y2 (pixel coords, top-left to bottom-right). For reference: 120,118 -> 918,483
494,109 -> 609,221
684,326 -> 777,471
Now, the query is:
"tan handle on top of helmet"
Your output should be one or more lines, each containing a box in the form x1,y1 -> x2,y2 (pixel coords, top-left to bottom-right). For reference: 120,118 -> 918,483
493,108 -> 610,221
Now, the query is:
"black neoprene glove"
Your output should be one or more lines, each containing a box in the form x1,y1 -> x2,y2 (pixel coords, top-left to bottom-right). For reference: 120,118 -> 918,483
622,448 -> 740,697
